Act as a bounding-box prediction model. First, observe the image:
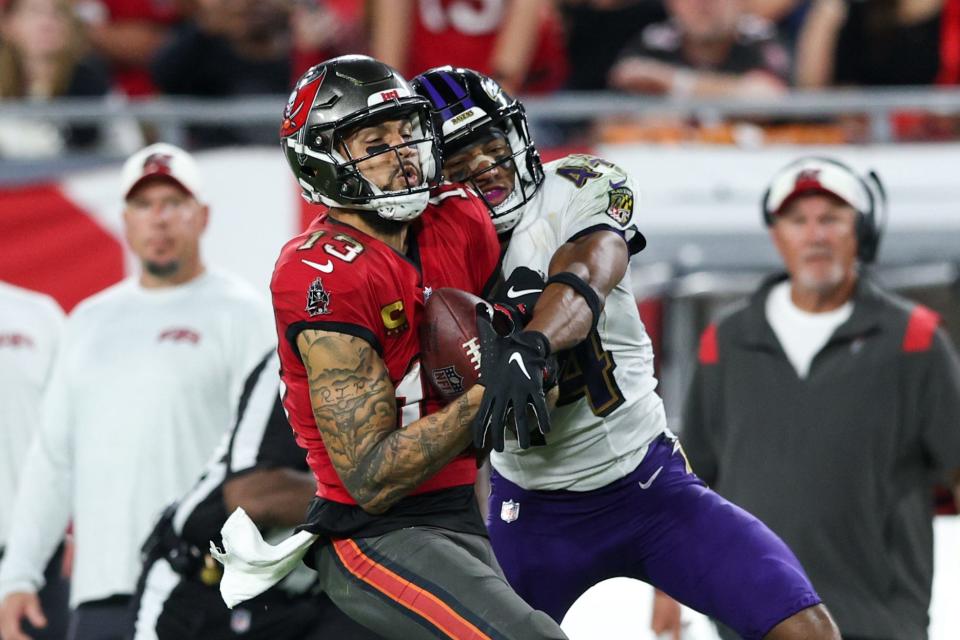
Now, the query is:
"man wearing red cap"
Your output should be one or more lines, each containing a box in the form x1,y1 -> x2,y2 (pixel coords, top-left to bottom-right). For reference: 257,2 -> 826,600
674,156 -> 960,640
0,143 -> 274,640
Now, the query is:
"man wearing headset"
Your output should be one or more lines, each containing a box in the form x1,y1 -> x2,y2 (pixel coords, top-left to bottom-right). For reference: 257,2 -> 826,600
676,157 -> 960,640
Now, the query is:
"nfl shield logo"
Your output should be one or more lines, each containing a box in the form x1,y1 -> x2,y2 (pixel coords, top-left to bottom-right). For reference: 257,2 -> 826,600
432,365 -> 464,396
500,499 -> 520,523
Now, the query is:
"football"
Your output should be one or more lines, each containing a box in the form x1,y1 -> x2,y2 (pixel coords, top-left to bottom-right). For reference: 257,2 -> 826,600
420,288 -> 487,399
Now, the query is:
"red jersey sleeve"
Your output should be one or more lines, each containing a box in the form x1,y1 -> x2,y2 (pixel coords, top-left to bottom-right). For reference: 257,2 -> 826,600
455,188 -> 502,296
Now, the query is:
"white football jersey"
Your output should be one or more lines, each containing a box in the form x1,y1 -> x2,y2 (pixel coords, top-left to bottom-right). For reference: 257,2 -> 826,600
490,155 -> 667,491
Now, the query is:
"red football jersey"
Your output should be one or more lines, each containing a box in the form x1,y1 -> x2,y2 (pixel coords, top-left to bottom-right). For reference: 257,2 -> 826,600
272,185 -> 500,504
407,0 -> 568,94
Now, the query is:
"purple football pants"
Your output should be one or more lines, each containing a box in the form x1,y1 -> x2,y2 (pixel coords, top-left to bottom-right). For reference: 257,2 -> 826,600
487,433 -> 821,640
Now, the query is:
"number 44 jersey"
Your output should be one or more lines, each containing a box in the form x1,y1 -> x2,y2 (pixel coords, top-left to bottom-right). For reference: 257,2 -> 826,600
493,155 -> 668,491
271,185 -> 500,505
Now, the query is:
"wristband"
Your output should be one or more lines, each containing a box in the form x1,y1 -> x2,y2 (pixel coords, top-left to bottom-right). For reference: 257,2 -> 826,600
520,330 -> 552,358
545,272 -> 602,331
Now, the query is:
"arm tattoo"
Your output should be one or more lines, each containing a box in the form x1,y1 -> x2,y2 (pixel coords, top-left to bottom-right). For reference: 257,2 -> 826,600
297,330 -> 477,513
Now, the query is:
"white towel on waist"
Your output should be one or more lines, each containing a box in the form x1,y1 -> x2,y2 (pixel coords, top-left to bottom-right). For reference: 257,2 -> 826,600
210,507 -> 320,608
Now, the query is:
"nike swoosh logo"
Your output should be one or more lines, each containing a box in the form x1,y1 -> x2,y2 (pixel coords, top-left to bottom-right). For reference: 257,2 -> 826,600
638,465 -> 663,489
508,352 -> 531,380
506,286 -> 542,299
301,258 -> 333,273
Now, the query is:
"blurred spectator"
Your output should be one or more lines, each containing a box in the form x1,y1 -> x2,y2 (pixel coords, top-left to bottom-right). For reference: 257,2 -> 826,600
369,0 -> 568,95
151,0 -> 291,146
0,282 -> 69,640
608,0 -> 790,98
796,0 -> 957,87
0,0 -> 111,155
0,143 -> 274,640
743,0 -> 812,49
151,0 -> 359,146
290,0 -> 365,78
74,0 -> 187,97
557,0 -> 666,91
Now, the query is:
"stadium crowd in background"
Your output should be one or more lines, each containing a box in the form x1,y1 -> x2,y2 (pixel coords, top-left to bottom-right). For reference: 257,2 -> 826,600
369,0 -> 569,95
2,0 -> 960,155
608,0 -> 791,98
0,0 -> 111,155
0,143 -> 274,640
150,0 -> 363,146
1,2 -> 958,134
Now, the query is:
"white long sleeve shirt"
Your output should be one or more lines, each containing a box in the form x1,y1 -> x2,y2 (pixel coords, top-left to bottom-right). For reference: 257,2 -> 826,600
0,282 -> 64,549
0,269 -> 274,607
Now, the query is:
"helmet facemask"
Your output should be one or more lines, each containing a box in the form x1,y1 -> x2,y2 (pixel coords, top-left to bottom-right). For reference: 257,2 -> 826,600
442,104 -> 542,233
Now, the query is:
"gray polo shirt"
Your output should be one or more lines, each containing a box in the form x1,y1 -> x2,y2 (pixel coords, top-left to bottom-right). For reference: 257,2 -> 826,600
682,274 -> 960,640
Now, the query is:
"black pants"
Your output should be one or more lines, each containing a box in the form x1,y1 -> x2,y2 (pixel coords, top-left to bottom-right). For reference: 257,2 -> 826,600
69,596 -> 133,640
130,555 -> 382,639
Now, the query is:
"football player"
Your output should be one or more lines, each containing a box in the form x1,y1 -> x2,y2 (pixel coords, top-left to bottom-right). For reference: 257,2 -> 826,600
215,55 -> 568,640
413,66 -> 841,640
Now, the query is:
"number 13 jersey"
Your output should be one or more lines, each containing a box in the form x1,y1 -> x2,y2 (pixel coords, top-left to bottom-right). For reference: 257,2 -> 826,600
492,155 -> 668,491
272,186 -> 500,504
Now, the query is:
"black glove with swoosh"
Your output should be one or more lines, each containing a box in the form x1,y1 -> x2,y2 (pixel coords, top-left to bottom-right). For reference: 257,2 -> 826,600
489,266 -> 546,328
472,304 -> 552,452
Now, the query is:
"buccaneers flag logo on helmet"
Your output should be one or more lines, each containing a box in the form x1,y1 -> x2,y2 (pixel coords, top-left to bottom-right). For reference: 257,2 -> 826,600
280,67 -> 327,138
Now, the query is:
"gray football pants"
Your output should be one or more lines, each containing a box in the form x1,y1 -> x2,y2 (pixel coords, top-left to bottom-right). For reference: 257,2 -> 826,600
312,526 -> 567,639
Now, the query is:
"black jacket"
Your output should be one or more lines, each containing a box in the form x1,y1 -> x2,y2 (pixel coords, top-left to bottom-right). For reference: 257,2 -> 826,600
682,274 -> 960,639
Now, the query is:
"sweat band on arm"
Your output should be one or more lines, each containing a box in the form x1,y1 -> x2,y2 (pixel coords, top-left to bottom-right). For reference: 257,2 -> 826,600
545,272 -> 602,331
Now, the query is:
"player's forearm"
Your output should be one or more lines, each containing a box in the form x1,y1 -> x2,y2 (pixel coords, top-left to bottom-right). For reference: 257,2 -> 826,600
526,231 -> 628,352
222,468 -> 315,528
299,329 -> 478,514
525,280 -> 594,352
489,0 -> 544,92
350,387 -> 481,514
795,0 -> 847,87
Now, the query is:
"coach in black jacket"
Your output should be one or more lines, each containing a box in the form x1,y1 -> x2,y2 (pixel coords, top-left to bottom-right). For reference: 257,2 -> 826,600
680,157 -> 960,640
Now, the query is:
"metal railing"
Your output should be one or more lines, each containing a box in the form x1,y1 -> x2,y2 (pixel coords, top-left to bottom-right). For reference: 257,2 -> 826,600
2,86 -> 960,140
4,86 -> 960,182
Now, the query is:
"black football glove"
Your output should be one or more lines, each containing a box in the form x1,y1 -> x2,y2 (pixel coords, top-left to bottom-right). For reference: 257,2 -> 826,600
472,304 -> 552,452
488,266 -> 545,328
